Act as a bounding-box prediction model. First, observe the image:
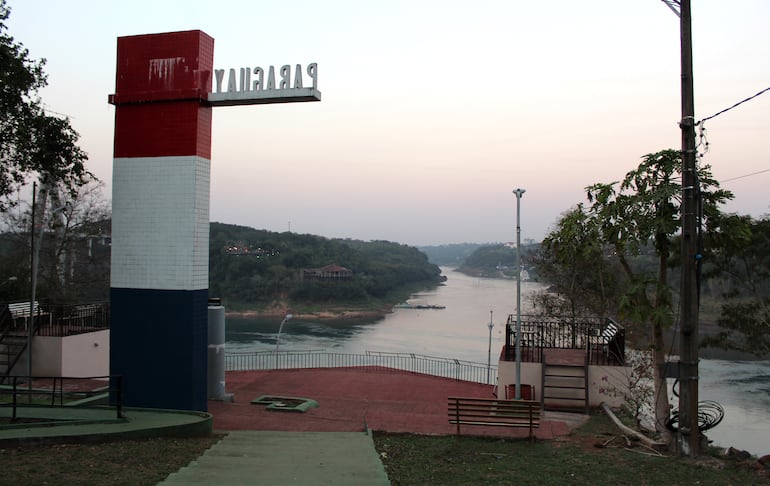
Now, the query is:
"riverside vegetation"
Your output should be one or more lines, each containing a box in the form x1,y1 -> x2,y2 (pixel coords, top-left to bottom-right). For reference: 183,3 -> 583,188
209,222 -> 444,315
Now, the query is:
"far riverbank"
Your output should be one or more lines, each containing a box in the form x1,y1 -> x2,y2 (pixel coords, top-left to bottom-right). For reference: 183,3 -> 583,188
225,306 -> 392,321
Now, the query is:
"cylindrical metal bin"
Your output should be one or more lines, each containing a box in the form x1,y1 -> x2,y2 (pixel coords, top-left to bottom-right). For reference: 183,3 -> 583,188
207,300 -> 226,400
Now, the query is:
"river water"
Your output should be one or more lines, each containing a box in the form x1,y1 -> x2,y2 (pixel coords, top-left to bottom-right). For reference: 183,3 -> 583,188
225,267 -> 770,457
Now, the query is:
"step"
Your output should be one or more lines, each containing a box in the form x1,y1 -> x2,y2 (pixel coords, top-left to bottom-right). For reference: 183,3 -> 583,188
543,395 -> 586,401
544,375 -> 586,380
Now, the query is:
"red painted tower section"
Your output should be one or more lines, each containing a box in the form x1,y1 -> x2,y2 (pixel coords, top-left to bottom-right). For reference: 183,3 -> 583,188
110,31 -> 213,158
109,31 -> 214,411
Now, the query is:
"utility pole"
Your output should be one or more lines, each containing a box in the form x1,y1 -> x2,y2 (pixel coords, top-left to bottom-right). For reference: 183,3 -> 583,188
678,0 -> 701,456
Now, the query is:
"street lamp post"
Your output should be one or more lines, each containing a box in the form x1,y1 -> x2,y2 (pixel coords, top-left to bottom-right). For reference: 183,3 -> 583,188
27,183 -> 69,384
513,188 -> 526,399
487,310 -> 494,385
274,314 -> 293,368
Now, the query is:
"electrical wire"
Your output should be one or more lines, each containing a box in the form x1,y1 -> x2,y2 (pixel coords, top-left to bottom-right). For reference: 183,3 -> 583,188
721,168 -> 770,184
665,385 -> 725,433
698,86 -> 770,126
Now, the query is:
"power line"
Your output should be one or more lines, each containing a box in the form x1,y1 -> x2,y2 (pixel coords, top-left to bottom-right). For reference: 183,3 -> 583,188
698,86 -> 770,125
721,168 -> 770,183
41,104 -> 75,119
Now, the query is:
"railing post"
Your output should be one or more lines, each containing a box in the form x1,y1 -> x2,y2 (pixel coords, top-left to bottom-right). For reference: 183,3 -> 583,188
12,376 -> 17,421
453,397 -> 460,435
116,375 -> 123,419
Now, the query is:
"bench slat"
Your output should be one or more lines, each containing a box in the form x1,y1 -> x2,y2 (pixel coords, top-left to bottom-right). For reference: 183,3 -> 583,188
448,396 -> 541,441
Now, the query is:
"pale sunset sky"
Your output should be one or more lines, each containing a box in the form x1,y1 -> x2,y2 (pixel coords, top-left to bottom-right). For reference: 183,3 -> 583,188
7,0 -> 770,246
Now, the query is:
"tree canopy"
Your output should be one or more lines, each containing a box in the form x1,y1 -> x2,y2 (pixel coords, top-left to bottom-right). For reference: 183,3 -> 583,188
0,0 -> 90,211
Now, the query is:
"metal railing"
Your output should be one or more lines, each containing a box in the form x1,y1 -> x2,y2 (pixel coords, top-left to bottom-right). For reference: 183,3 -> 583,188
0,375 -> 123,421
1,301 -> 110,337
225,350 -> 498,385
37,303 -> 111,337
504,316 -> 625,366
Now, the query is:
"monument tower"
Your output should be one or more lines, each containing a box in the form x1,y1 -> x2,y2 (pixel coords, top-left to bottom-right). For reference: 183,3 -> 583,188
108,30 -> 320,411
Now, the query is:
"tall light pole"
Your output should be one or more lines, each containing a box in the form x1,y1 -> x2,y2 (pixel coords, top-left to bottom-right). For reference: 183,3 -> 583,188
487,310 -> 494,385
274,314 -> 293,368
513,188 -> 525,399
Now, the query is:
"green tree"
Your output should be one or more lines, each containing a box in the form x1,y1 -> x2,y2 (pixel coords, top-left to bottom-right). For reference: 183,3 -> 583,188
585,149 -> 730,441
534,204 -> 619,319
0,0 -> 90,211
702,214 -> 770,356
537,149 -> 731,443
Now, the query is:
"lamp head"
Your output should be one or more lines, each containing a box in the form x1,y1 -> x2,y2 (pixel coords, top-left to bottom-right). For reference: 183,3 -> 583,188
513,188 -> 526,197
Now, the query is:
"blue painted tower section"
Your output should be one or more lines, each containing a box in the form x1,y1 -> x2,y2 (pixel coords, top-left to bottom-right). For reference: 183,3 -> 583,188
110,289 -> 208,410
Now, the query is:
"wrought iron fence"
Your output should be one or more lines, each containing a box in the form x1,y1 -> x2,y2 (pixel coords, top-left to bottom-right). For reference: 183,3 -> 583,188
1,301 -> 110,337
504,315 -> 625,366
225,350 -> 498,385
38,303 -> 111,337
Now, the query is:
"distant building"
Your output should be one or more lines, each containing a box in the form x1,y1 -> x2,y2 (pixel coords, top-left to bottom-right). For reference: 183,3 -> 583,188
300,264 -> 353,281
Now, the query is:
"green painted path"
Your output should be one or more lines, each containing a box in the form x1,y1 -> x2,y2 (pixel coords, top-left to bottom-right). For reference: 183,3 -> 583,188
160,431 -> 390,486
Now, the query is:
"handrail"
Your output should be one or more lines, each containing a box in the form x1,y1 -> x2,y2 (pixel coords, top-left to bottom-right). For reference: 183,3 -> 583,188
0,301 -> 110,337
225,350 -> 498,385
0,305 -> 13,334
1,375 -> 123,422
503,316 -> 626,366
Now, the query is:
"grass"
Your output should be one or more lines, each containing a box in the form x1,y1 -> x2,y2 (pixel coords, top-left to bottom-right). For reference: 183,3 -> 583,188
373,413 -> 770,486
0,435 -> 223,485
0,414 -> 767,485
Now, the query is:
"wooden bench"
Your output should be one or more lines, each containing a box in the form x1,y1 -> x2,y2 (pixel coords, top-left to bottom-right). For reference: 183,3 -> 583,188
448,397 -> 541,441
7,301 -> 42,319
591,320 -> 620,345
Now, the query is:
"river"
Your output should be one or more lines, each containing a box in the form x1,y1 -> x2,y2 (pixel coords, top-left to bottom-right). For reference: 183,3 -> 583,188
225,267 -> 770,457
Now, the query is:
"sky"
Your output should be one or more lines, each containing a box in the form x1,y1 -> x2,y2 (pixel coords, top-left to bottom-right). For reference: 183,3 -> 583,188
7,0 -> 770,246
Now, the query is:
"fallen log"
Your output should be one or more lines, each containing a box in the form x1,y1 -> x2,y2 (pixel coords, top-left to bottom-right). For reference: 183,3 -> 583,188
600,402 -> 667,450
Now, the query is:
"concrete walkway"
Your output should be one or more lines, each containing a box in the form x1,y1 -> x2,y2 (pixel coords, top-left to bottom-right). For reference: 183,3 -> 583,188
160,431 -> 390,486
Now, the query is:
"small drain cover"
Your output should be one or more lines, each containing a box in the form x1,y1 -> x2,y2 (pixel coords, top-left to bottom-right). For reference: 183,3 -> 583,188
251,395 -> 319,412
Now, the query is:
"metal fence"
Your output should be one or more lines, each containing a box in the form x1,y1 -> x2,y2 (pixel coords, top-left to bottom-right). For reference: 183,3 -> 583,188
0,375 -> 122,421
224,350 -> 498,385
2,301 -> 110,337
504,315 -> 625,366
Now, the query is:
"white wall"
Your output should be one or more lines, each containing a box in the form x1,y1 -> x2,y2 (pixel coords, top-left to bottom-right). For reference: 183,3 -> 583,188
29,330 -> 110,377
497,358 -> 630,408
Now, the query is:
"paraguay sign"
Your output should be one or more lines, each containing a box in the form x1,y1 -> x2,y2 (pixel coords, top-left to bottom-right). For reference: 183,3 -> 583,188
208,63 -> 321,106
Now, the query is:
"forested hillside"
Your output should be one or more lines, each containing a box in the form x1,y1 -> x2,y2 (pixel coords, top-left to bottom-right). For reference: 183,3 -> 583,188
457,243 -> 540,279
209,222 -> 443,309
418,243 -> 481,266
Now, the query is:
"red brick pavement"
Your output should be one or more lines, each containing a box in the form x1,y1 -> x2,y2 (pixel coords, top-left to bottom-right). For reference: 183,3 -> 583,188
207,367 -> 571,440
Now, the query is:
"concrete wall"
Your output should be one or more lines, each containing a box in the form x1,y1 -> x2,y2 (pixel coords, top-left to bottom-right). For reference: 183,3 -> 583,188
28,330 -> 110,377
497,358 -> 630,408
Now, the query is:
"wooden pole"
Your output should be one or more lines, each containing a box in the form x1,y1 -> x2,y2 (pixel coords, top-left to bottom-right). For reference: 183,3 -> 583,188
678,0 -> 701,456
